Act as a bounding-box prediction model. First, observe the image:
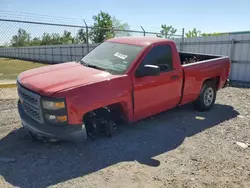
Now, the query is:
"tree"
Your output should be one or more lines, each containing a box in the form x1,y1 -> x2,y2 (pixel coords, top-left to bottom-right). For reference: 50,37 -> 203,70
185,29 -> 227,38
29,37 -> 41,46
40,33 -> 53,45
0,42 -> 10,48
75,28 -> 87,43
11,28 -> 31,47
90,11 -> 114,43
185,28 -> 201,38
112,16 -> 131,37
201,32 -> 227,36
60,31 -> 74,44
157,25 -> 177,39
40,33 -> 61,45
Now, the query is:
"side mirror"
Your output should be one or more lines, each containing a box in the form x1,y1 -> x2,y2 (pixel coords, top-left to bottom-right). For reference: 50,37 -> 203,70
135,65 -> 160,77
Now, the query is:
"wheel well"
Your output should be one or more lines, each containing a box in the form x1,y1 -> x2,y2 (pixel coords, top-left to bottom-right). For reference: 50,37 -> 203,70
203,76 -> 220,90
82,103 -> 127,124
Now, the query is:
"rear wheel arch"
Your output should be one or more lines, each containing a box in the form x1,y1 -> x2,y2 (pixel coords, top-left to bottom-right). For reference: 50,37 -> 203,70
202,76 -> 220,90
194,80 -> 217,111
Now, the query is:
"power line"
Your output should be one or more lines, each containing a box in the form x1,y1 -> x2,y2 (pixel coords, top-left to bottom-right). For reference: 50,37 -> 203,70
0,14 -> 93,25
0,10 -> 94,25
0,10 -> 183,33
0,10 -> 91,22
0,10 -> 160,30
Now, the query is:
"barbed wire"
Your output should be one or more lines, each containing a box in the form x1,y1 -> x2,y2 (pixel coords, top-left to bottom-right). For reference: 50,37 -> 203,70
0,10 -> 94,25
0,10 -> 183,34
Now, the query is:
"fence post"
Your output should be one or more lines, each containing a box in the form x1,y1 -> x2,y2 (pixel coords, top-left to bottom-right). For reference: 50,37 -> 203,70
228,38 -> 236,85
180,28 -> 185,51
141,26 -> 145,36
70,46 -> 72,61
83,19 -> 89,53
60,46 -> 62,63
230,39 -> 236,62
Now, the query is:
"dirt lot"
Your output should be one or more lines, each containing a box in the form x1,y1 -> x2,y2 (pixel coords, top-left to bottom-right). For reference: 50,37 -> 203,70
0,87 -> 250,188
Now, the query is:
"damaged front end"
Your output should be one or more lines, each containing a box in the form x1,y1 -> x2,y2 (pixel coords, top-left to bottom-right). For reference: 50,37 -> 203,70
84,107 -> 117,140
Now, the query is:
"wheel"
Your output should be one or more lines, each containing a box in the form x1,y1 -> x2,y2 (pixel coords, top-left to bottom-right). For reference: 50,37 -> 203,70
193,81 -> 217,112
84,109 -> 117,139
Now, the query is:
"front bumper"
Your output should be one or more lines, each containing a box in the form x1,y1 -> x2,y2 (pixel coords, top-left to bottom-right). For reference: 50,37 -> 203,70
18,101 -> 87,142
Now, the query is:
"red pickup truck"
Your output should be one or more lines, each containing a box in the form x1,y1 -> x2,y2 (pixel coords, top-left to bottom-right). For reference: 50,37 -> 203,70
17,37 -> 230,142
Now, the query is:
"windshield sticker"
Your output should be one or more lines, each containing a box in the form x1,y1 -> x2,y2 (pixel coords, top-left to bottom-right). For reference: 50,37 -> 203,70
114,52 -> 127,60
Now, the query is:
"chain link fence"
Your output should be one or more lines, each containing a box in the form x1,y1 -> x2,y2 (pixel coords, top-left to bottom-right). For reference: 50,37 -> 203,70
0,18 -> 184,98
1,18 -> 250,100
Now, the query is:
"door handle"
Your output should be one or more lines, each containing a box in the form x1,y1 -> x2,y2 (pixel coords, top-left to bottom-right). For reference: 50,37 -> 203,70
171,75 -> 179,80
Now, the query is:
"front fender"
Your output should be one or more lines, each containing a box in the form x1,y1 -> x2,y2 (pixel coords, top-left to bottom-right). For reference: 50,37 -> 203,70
55,76 -> 133,124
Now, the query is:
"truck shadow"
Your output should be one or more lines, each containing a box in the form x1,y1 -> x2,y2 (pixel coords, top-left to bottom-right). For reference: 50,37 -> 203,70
0,103 -> 239,188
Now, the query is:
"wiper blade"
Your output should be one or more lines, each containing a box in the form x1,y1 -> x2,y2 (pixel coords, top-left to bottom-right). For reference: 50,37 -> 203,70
79,60 -> 88,66
87,64 -> 106,71
79,60 -> 106,71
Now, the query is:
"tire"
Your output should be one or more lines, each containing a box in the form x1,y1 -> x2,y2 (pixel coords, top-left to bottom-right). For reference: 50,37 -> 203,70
193,81 -> 217,112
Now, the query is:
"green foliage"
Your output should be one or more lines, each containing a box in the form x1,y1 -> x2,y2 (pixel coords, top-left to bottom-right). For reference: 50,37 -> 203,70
40,31 -> 74,45
8,11 -> 134,46
29,37 -> 41,46
40,33 -> 61,45
75,28 -> 87,43
40,33 -> 55,45
157,25 -> 177,39
0,43 -> 9,48
201,32 -> 227,36
60,31 -> 74,44
11,28 -> 31,47
10,29 -> 77,46
185,28 -> 201,38
90,11 -> 114,43
0,42 -> 10,48
112,16 -> 131,37
186,28 -> 227,38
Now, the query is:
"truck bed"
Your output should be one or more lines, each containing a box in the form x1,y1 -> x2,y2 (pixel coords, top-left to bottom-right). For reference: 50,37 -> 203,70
179,52 -> 221,65
179,53 -> 230,106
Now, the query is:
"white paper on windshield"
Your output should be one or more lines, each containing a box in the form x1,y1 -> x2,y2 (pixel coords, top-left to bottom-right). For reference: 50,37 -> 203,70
114,52 -> 127,60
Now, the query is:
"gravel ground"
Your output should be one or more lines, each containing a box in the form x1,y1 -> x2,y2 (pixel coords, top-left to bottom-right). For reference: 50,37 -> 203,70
0,87 -> 250,188
0,88 -> 18,100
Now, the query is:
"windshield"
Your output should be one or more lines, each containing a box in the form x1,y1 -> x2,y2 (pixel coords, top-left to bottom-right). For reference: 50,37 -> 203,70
79,41 -> 143,74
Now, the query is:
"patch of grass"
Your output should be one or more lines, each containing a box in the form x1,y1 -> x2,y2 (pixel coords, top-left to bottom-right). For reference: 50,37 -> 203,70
0,58 -> 47,80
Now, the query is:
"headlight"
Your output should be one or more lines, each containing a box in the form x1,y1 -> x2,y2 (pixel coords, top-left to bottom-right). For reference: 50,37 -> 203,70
44,114 -> 67,124
42,100 -> 65,110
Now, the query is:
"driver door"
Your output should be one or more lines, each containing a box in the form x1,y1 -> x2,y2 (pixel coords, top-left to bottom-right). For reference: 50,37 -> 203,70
133,44 -> 182,120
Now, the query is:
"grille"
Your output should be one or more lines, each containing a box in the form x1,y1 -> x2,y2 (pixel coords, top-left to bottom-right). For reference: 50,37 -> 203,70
19,90 -> 38,105
18,84 -> 39,107
23,102 -> 42,122
18,83 -> 43,123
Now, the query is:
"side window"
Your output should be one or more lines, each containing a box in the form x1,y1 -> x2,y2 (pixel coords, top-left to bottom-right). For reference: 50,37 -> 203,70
141,45 -> 173,72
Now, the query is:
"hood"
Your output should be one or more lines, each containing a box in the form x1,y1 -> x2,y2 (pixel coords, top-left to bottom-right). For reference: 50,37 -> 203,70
18,62 -> 122,96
